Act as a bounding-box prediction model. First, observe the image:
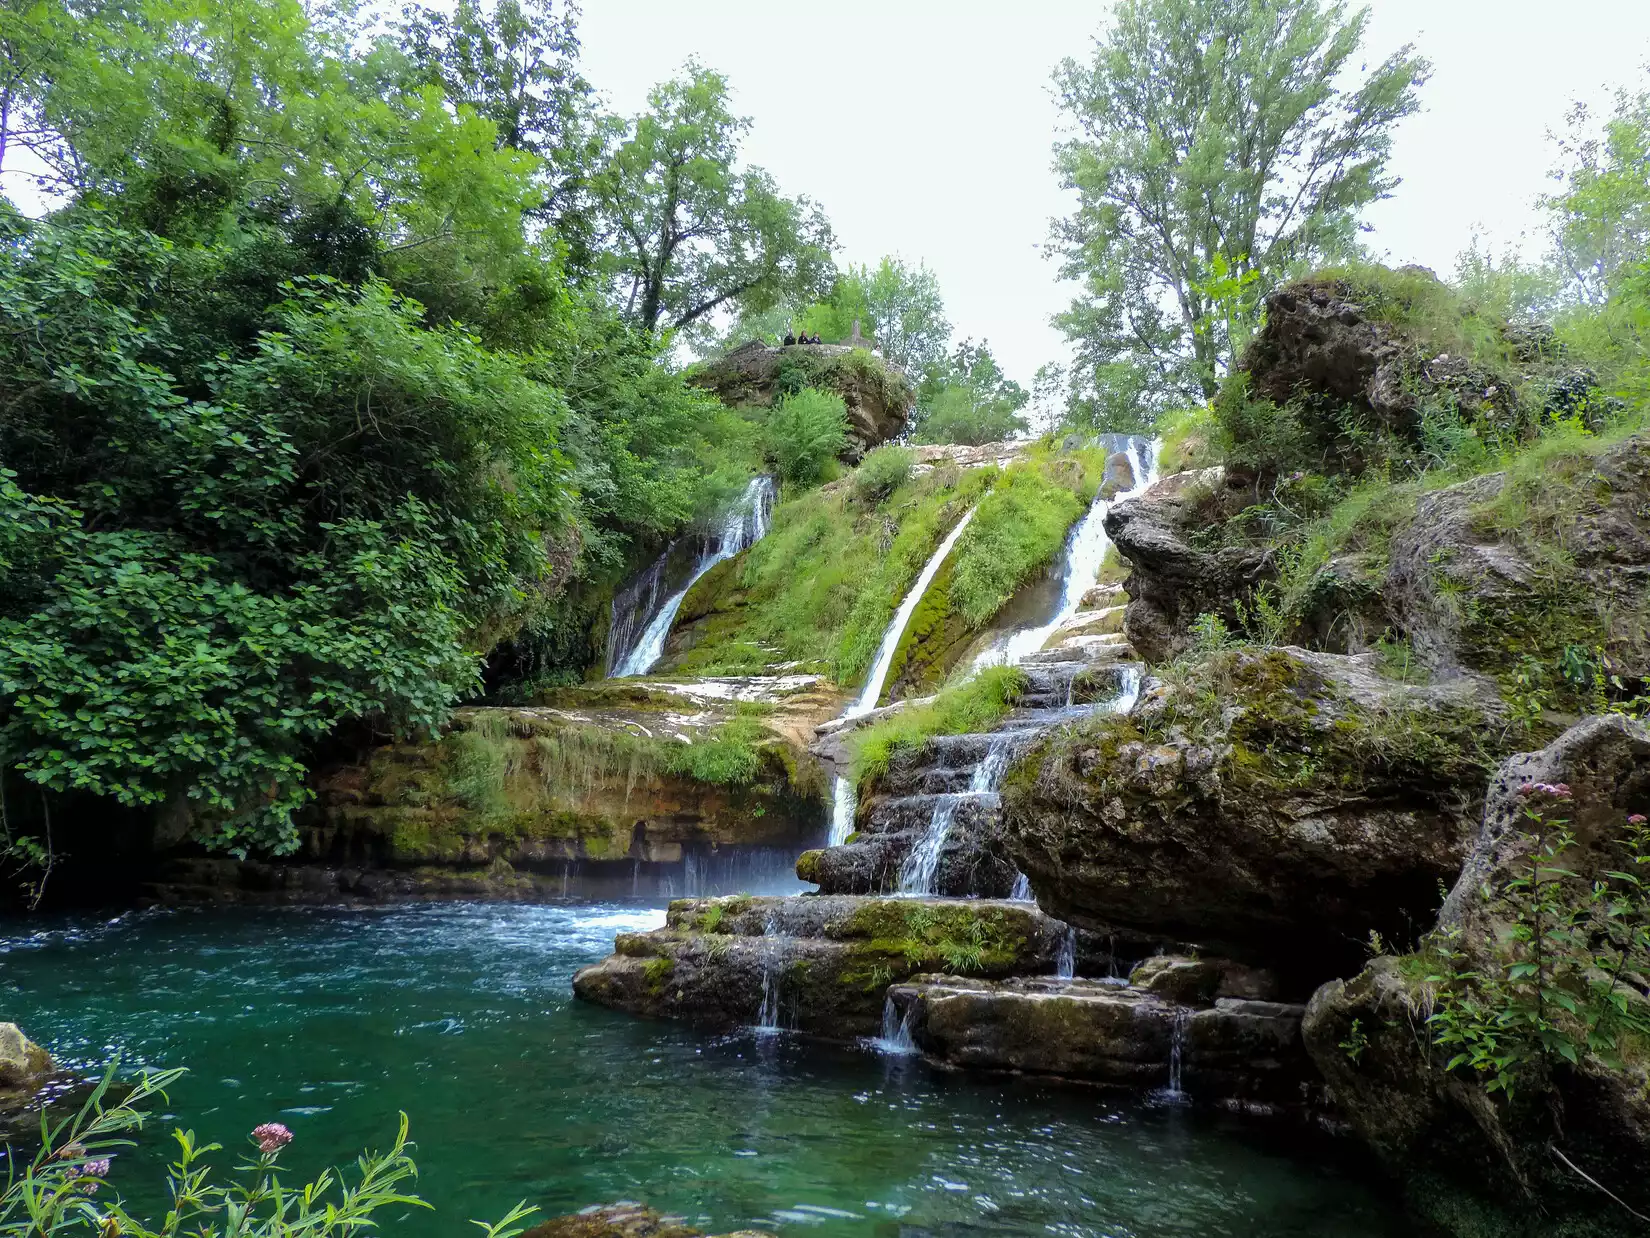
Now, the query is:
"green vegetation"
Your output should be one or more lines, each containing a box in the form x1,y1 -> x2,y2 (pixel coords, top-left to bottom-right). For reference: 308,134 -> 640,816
1046,0 -> 1428,425
1426,791 -> 1650,1098
850,665 -> 1028,785
1,1065 -> 537,1237
766,388 -> 850,484
913,339 -> 1032,446
852,445 -> 916,504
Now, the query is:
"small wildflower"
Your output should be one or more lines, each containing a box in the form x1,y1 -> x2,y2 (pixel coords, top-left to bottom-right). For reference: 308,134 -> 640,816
1519,781 -> 1573,799
81,1181 -> 99,1196
1630,814 -> 1647,825
83,1159 -> 111,1178
252,1122 -> 293,1155
57,1142 -> 87,1161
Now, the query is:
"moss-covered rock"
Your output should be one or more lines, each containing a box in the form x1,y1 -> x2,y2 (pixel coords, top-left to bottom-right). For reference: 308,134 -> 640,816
571,895 -> 1082,1036
998,645 -> 1511,979
1300,716 -> 1650,1237
0,1022 -> 54,1114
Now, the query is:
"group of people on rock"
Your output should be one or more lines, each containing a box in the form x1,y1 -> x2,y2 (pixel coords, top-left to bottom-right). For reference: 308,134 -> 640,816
782,329 -> 822,345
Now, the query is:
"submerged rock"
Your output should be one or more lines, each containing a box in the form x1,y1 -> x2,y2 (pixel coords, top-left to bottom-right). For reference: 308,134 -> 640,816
523,1204 -> 763,1238
1303,715 -> 1650,1234
999,645 -> 1509,979
572,896 -> 1089,1037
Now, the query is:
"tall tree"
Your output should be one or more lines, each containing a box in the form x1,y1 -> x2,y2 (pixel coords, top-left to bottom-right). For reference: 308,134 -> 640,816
915,339 -> 1029,446
1542,89 -> 1650,307
796,256 -> 951,376
396,0 -> 614,274
1051,0 -> 1429,409
595,62 -> 835,335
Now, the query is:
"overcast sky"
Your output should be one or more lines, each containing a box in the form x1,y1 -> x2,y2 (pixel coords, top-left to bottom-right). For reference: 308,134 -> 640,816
578,0 -> 1650,387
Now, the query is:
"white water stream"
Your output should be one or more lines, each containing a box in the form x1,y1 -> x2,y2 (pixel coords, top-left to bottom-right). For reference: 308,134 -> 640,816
610,476 -> 777,678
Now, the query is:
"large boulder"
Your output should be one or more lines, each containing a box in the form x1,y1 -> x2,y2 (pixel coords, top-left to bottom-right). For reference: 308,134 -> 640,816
1303,715 -> 1650,1236
1103,467 -> 1273,664
1242,273 -> 1523,445
689,342 -> 913,454
998,646 -> 1510,980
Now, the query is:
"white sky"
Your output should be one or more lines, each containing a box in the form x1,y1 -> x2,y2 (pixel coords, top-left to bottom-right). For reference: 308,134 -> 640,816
578,0 -> 1650,387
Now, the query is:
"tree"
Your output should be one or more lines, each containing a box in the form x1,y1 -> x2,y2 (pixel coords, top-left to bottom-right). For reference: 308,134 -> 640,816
1051,0 -> 1429,408
396,0 -> 615,275
800,257 -> 951,376
915,339 -> 1029,445
594,62 -> 836,335
1542,89 -> 1650,306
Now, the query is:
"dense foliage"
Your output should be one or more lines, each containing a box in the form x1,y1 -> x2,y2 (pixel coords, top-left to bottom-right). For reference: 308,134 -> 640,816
0,0 -> 826,867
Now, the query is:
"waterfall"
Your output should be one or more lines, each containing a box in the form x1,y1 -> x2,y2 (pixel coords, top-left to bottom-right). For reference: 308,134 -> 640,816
754,912 -> 783,1034
899,735 -> 1012,896
1167,1007 -> 1190,1098
977,435 -> 1160,670
1009,872 -> 1033,902
827,774 -> 856,847
847,505 -> 980,718
1055,925 -> 1077,980
610,476 -> 777,678
869,995 -> 919,1056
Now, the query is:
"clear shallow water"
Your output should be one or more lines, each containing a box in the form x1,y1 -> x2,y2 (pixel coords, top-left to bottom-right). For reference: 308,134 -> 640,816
1,903 -> 1405,1237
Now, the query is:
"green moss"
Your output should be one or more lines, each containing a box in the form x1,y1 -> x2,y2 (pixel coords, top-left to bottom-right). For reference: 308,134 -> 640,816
642,956 -> 675,994
850,664 -> 1027,786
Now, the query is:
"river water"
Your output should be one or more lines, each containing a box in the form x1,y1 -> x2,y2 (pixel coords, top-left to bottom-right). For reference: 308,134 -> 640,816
2,902 -> 1404,1237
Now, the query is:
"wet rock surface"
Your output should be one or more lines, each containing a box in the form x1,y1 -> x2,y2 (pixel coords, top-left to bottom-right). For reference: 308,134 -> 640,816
0,1022 -> 54,1112
572,896 -> 1100,1037
886,974 -> 1319,1110
523,1204 -> 765,1238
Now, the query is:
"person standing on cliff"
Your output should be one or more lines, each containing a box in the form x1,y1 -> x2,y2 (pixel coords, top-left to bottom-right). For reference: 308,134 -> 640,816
783,329 -> 796,345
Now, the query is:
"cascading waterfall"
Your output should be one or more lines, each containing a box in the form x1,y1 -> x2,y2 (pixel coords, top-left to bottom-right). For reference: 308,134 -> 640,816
1055,925 -> 1077,980
869,995 -> 919,1056
609,476 -> 777,678
977,436 -> 1160,670
821,505 -> 982,850
850,506 -> 980,719
1009,872 -> 1033,902
755,911 -> 783,1034
1167,1007 -> 1191,1098
898,735 -> 1012,896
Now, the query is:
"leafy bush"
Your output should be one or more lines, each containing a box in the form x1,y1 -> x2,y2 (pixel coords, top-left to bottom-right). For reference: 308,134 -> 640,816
916,385 -> 1027,446
852,445 -> 915,505
850,665 -> 1027,785
1426,787 -> 1650,1099
765,387 -> 849,484
1,1065 -> 536,1237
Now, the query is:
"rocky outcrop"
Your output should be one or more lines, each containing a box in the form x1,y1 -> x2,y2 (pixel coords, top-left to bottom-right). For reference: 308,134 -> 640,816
888,975 -> 1320,1110
689,341 -> 913,454
0,1023 -> 54,1111
572,895 -> 1104,1036
1103,467 -> 1273,663
1243,272 -> 1523,444
1385,434 -> 1650,694
999,646 -> 1510,979
1303,716 -> 1650,1235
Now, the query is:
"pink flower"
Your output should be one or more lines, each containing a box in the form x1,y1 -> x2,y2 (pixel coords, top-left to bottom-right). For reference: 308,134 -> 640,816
83,1159 -> 111,1178
1630,814 -> 1647,825
251,1123 -> 293,1155
1518,781 -> 1572,799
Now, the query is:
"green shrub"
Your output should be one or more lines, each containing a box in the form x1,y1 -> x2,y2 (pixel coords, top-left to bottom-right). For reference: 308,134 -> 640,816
766,387 -> 849,484
916,384 -> 1027,446
850,665 -> 1027,785
949,465 -> 1087,627
852,445 -> 915,505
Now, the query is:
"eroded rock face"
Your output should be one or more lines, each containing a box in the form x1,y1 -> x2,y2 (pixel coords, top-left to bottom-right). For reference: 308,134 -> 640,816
1302,716 -> 1650,1234
572,895 -> 1089,1036
1104,467 -> 1272,664
998,646 -> 1509,979
1243,274 -> 1521,441
1386,435 -> 1650,688
689,342 -> 912,454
